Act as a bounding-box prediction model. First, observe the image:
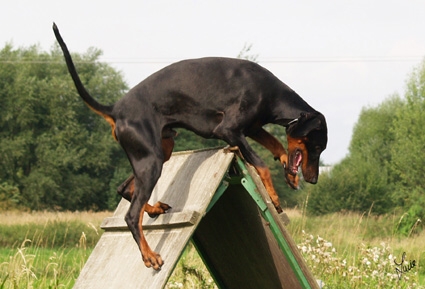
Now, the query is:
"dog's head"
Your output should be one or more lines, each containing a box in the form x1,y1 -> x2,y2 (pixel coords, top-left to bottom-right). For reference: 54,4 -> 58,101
286,112 -> 327,186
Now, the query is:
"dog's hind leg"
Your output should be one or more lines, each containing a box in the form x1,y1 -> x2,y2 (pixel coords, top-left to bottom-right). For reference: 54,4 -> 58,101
248,128 -> 299,189
142,136 -> 174,218
125,152 -> 165,270
118,123 -> 167,269
117,136 -> 175,217
117,172 -> 170,218
161,135 -> 175,162
117,172 -> 170,217
117,174 -> 135,202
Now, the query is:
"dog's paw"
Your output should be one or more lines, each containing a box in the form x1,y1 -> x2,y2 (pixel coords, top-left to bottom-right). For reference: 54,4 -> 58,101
146,201 -> 171,218
143,251 -> 164,270
275,205 -> 283,214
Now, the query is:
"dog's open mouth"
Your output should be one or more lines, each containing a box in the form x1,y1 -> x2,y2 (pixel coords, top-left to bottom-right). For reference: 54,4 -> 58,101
290,150 -> 302,175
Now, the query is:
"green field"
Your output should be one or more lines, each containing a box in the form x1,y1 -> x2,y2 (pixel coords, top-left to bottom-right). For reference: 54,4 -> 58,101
0,210 -> 423,288
0,211 -> 108,288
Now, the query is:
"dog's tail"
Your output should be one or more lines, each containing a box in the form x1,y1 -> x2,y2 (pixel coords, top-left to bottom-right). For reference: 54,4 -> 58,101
52,23 -> 117,140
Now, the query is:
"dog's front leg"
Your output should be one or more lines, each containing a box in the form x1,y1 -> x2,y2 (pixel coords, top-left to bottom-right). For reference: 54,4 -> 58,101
221,132 -> 284,213
248,128 -> 299,189
253,166 -> 283,213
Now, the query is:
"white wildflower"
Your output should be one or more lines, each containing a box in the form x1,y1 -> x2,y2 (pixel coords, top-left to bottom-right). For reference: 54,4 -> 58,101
362,257 -> 371,266
324,242 -> 332,248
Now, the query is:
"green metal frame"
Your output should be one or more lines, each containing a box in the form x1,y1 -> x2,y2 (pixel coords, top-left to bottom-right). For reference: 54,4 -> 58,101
233,156 -> 312,289
193,156 -> 313,289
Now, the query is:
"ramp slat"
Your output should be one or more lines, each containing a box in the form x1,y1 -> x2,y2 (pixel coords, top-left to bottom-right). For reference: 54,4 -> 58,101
101,210 -> 202,231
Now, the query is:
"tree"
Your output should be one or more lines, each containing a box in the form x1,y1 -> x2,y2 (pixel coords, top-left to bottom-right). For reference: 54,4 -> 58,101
237,43 -> 259,62
390,59 -> 425,235
307,96 -> 402,215
306,58 -> 425,228
0,44 -> 129,210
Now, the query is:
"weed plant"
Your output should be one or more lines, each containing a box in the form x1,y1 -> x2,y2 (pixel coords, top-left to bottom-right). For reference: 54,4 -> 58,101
0,238 -> 90,288
297,231 -> 422,288
286,204 -> 425,289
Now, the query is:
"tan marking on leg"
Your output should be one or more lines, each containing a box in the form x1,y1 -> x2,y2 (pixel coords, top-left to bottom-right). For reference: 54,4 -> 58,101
138,204 -> 163,270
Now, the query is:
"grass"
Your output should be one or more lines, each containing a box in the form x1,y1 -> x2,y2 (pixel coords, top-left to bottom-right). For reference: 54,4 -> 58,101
0,244 -> 91,288
0,211 -> 107,288
166,243 -> 217,289
0,209 -> 424,288
0,210 -> 109,248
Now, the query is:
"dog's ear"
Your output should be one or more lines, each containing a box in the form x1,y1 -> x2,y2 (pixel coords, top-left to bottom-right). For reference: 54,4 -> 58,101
287,112 -> 325,137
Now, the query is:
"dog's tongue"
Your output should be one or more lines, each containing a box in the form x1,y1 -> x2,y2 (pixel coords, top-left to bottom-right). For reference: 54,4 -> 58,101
292,151 -> 302,174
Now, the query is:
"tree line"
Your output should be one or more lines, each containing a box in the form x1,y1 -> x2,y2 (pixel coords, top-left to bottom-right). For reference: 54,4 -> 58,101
0,44 -> 129,210
305,58 -> 425,235
2,43 -> 425,235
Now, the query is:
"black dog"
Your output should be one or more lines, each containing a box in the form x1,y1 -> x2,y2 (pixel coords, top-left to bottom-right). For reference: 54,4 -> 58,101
53,23 -> 327,270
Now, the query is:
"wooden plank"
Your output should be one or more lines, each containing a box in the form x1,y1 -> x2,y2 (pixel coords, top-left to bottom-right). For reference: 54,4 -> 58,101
100,210 -> 202,231
74,148 -> 234,289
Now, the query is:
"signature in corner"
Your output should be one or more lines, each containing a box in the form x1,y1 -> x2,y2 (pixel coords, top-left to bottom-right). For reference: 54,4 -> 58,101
394,252 -> 416,280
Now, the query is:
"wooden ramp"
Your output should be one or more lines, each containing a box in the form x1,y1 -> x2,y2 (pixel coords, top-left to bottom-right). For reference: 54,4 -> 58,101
74,148 -> 319,289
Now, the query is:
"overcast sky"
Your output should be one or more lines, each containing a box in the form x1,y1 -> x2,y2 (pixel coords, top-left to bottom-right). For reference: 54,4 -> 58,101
2,0 -> 425,164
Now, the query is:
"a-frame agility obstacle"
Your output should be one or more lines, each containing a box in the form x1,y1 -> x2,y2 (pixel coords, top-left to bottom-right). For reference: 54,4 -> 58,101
74,148 -> 319,289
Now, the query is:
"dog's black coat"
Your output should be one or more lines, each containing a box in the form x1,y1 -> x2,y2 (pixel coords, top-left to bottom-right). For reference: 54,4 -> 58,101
53,23 -> 327,270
